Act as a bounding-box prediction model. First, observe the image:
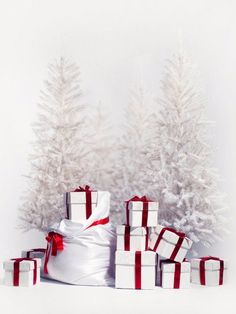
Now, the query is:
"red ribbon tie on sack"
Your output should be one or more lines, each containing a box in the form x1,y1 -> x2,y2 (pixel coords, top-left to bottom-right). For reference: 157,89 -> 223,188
44,232 -> 64,274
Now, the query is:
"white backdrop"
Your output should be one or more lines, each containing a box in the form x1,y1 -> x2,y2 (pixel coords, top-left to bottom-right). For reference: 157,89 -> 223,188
0,0 -> 235,284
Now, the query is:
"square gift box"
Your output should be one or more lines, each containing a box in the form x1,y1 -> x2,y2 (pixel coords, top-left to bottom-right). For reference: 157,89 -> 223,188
3,258 -> 41,287
125,196 -> 158,227
115,250 -> 156,289
149,225 -> 193,262
21,248 -> 46,259
116,225 -> 149,251
159,260 -> 190,289
191,257 -> 227,286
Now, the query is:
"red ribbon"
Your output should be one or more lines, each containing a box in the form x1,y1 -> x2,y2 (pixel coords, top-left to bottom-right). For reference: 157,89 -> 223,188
86,216 -> 109,229
152,227 -> 186,260
199,256 -> 224,285
135,251 -> 142,289
11,258 -> 38,286
125,196 -> 152,227
145,227 -> 149,250
26,248 -> 46,258
44,232 -> 64,274
124,225 -> 130,251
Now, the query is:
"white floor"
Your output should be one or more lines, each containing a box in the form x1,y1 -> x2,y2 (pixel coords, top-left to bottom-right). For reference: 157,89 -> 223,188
0,278 -> 235,314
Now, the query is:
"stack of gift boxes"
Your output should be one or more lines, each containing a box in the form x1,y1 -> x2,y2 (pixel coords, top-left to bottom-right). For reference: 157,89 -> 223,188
115,196 -> 227,289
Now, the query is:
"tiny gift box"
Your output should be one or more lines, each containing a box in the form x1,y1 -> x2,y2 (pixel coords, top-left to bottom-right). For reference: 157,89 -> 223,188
3,258 -> 41,287
159,259 -> 190,289
115,250 -> 156,289
125,196 -> 158,227
21,248 -> 46,259
191,256 -> 227,286
149,225 -> 193,262
116,225 -> 149,251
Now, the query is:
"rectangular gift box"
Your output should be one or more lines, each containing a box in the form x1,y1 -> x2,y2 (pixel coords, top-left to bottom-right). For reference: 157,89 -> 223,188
191,257 -> 227,286
3,258 -> 41,287
65,191 -> 98,204
149,225 -> 193,262
126,200 -> 158,227
115,250 -> 156,289
116,225 -> 149,251
21,248 -> 46,259
160,260 -> 190,289
66,203 -> 97,221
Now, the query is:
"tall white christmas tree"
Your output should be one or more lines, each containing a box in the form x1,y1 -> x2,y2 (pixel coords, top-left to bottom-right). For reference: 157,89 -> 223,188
112,86 -> 156,223
149,49 -> 227,249
19,58 -> 89,231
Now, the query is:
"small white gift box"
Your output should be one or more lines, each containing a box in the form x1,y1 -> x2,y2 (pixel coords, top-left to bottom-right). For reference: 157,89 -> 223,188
21,248 -> 46,259
159,260 -> 190,289
116,225 -> 149,251
149,225 -> 192,262
3,258 -> 41,287
191,257 -> 227,286
125,196 -> 158,227
115,250 -> 156,289
65,186 -> 98,204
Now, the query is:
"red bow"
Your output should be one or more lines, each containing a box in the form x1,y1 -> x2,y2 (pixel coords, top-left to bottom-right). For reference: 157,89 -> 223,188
199,256 -> 224,285
44,232 -> 64,274
126,195 -> 151,203
73,185 -> 93,192
11,258 -> 38,286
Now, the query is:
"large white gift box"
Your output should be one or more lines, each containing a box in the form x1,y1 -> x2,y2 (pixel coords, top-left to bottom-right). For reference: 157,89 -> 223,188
191,257 -> 227,286
115,250 -> 156,289
160,260 -> 190,289
149,225 -> 193,262
125,196 -> 158,227
65,188 -> 110,222
3,258 -> 41,287
21,248 -> 46,259
116,225 -> 149,251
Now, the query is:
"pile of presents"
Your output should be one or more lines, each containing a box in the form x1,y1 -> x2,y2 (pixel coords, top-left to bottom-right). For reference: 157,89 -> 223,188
2,188 -> 227,288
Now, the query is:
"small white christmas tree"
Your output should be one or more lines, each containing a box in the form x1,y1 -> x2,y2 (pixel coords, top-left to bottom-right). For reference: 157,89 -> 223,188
112,86 -> 156,223
149,49 -> 227,249
19,58 -> 89,231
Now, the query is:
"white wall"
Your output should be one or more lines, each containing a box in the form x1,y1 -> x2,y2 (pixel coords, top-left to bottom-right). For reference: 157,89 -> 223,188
0,0 -> 235,279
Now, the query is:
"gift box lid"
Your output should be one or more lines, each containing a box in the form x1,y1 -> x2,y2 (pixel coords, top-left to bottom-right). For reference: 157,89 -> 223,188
115,250 -> 156,266
127,201 -> 158,211
3,258 -> 41,271
191,258 -> 228,271
116,225 -> 148,236
161,260 -> 190,273
152,225 -> 193,250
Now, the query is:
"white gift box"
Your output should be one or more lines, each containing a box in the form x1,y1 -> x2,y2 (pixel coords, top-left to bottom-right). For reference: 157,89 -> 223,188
66,191 -> 110,222
116,225 -> 149,251
149,225 -> 192,262
115,250 -> 156,289
126,200 -> 158,227
21,248 -> 45,259
3,258 -> 41,287
191,257 -> 227,286
160,260 -> 190,289
65,190 -> 98,204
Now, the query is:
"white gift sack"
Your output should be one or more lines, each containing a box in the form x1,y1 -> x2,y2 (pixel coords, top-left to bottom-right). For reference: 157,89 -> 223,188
43,191 -> 116,286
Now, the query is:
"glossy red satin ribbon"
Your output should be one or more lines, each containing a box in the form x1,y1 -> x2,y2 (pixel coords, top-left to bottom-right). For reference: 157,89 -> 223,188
11,258 -> 37,286
199,256 -> 224,285
135,251 -> 142,289
125,196 -> 152,227
152,227 -> 185,260
44,232 -> 64,274
26,248 -> 46,258
124,225 -> 130,251
86,216 -> 109,229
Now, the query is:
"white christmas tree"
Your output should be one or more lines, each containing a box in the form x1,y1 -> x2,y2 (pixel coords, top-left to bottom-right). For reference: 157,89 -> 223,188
149,49 -> 227,249
112,86 -> 156,223
19,58 -> 89,231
